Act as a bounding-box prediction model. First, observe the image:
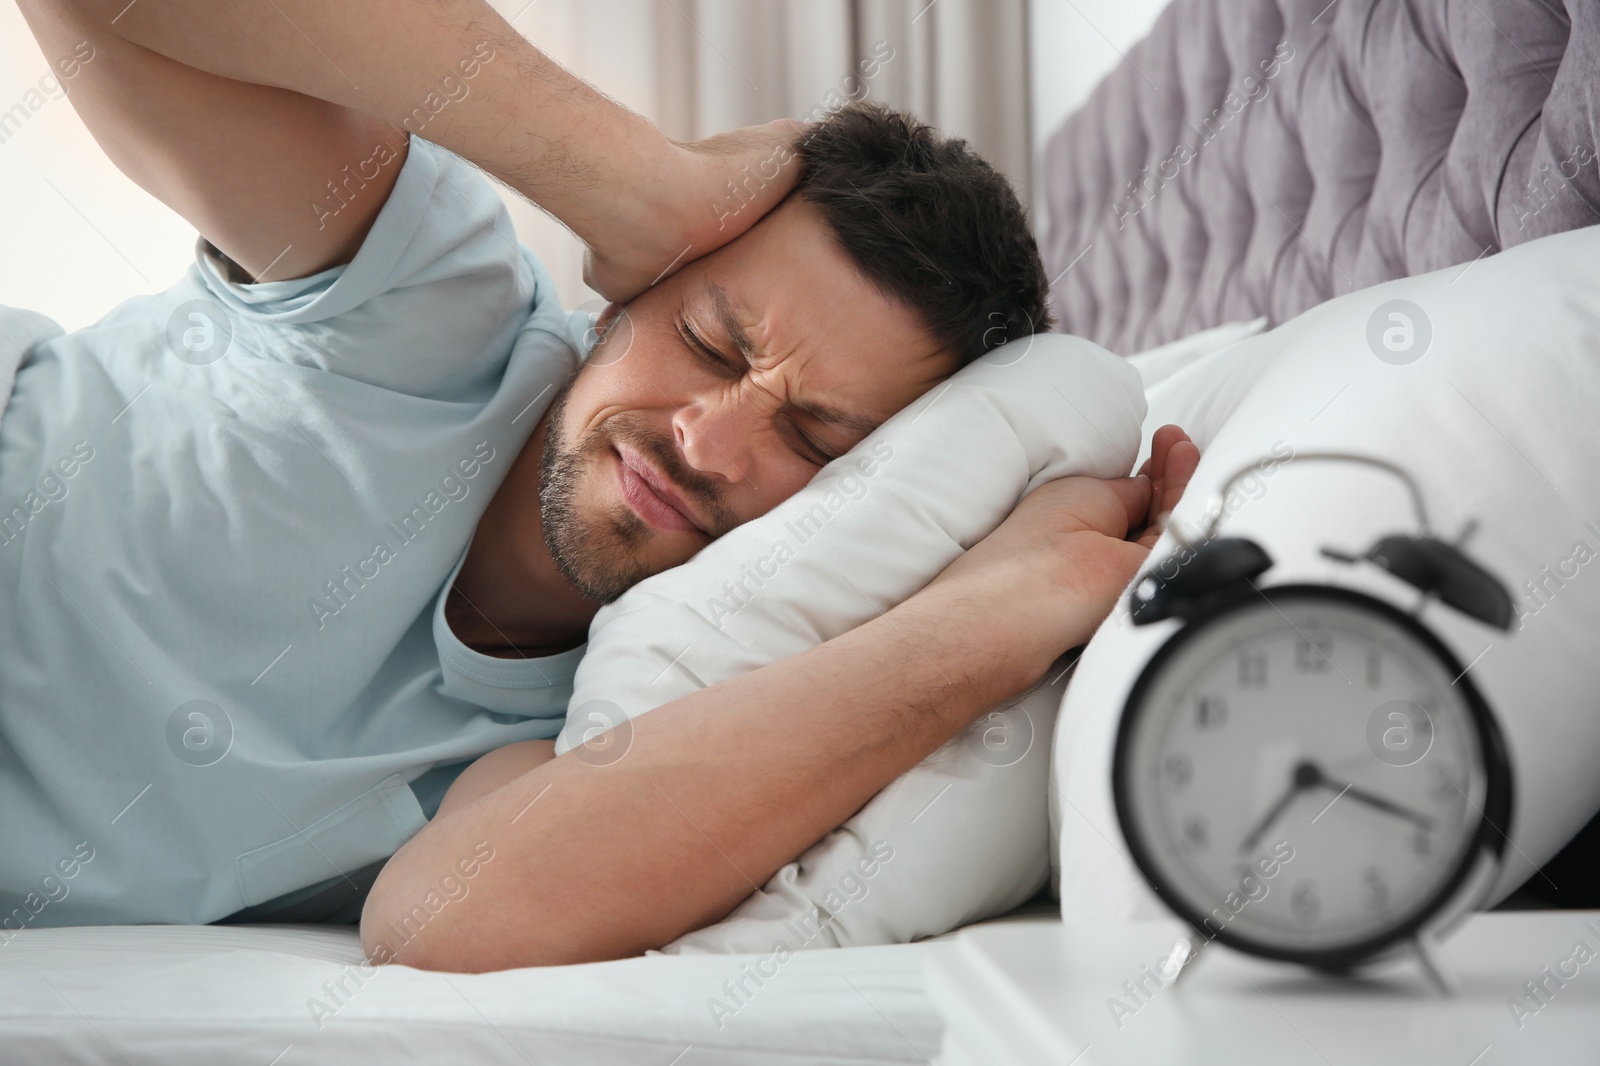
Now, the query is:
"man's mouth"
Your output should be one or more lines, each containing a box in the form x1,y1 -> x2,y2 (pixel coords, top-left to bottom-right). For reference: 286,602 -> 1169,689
612,443 -> 708,534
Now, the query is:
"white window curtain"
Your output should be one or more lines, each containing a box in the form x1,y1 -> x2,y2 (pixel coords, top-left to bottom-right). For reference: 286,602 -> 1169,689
487,0 -> 1031,308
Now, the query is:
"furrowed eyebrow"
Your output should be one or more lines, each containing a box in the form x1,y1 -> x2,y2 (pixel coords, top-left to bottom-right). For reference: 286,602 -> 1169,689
703,280 -> 883,438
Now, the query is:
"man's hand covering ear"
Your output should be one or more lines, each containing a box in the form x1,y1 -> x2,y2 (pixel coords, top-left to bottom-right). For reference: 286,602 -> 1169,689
583,118 -> 808,301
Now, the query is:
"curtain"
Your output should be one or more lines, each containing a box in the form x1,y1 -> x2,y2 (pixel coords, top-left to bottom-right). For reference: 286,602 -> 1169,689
486,0 -> 1030,308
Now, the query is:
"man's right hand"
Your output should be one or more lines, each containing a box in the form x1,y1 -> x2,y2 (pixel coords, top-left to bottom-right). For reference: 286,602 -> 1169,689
923,423 -> 1200,684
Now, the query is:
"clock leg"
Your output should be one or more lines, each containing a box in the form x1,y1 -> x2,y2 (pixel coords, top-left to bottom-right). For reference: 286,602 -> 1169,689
1413,931 -> 1458,996
1167,935 -> 1208,989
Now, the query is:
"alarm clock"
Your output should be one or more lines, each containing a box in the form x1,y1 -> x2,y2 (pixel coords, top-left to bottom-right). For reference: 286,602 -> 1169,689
1112,452 -> 1515,989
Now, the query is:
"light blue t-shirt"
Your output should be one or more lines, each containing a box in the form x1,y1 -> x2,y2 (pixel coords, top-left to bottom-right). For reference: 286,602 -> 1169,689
0,138 -> 586,927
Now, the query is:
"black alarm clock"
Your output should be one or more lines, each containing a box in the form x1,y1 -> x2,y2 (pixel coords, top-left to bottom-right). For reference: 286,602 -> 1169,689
1112,453 -> 1514,990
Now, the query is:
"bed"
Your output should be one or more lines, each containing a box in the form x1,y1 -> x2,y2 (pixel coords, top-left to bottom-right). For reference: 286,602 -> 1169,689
0,899 -> 1066,1063
5,1 -> 1598,1062
0,922 -> 942,1064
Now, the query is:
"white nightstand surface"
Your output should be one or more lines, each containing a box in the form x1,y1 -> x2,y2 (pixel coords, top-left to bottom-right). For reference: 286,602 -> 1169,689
926,912 -> 1600,1065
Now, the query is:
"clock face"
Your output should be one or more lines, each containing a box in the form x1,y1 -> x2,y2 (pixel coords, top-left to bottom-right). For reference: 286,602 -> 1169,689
1115,587 -> 1501,965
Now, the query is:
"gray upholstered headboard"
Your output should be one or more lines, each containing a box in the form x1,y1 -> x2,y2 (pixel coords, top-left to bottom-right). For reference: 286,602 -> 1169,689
1039,0 -> 1600,355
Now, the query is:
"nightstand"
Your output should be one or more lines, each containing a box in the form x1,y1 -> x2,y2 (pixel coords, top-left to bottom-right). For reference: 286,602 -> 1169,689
926,912 -> 1600,1065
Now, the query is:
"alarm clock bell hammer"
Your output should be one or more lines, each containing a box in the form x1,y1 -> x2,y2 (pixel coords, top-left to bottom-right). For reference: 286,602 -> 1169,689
1130,452 -> 1513,630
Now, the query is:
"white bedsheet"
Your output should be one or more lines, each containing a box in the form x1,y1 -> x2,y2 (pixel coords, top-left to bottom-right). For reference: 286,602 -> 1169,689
0,923 -> 944,1064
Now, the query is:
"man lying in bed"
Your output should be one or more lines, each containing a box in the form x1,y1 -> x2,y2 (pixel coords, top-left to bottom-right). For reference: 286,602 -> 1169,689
6,0 -> 1197,970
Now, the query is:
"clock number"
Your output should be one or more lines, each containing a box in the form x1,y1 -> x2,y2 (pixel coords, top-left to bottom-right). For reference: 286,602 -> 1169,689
1294,635 -> 1331,674
1238,651 -> 1268,689
1182,816 -> 1210,852
1162,753 -> 1193,790
1195,696 -> 1228,730
1290,883 -> 1320,924
1362,867 -> 1391,913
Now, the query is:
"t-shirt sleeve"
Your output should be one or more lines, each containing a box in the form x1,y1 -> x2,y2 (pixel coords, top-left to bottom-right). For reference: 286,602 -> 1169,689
191,136 -> 548,402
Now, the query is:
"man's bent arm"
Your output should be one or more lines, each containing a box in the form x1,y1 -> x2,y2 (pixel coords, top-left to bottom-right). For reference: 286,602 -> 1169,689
62,0 -> 798,297
361,476 -> 1154,972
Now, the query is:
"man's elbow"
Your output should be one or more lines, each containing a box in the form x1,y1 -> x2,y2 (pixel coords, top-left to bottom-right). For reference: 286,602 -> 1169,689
358,875 -> 644,972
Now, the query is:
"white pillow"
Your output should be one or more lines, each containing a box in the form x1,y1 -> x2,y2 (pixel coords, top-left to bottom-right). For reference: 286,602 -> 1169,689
1124,316 -> 1267,391
1052,224 -> 1600,923
554,332 -> 1147,952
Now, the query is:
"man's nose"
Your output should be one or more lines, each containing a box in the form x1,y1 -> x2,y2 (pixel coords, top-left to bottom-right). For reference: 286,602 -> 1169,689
671,389 -> 761,486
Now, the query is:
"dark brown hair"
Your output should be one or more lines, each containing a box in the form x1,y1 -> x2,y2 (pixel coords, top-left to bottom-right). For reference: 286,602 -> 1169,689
793,102 -> 1053,366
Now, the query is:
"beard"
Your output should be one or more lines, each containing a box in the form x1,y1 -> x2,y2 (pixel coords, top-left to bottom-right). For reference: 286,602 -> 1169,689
537,374 -> 730,604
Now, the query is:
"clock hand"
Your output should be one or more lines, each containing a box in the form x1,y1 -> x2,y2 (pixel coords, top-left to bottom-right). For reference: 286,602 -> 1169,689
1238,761 -> 1321,854
1317,774 -> 1435,829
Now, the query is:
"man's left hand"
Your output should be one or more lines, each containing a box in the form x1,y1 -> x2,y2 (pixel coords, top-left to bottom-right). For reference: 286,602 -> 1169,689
582,118 -> 808,301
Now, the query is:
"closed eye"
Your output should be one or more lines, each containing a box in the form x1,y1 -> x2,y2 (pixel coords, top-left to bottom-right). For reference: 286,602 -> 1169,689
677,316 -> 739,375
678,315 -> 840,465
783,415 -> 839,465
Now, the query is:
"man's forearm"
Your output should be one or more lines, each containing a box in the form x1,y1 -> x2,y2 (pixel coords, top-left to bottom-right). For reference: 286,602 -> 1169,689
361,575 -> 1054,971
91,2 -> 658,239
87,0 -> 795,295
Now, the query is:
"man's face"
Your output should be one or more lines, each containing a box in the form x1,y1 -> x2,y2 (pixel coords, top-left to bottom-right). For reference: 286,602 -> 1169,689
539,197 -> 953,602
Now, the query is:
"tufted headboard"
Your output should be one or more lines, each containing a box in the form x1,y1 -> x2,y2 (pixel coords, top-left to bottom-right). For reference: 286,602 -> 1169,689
1038,0 -> 1600,355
